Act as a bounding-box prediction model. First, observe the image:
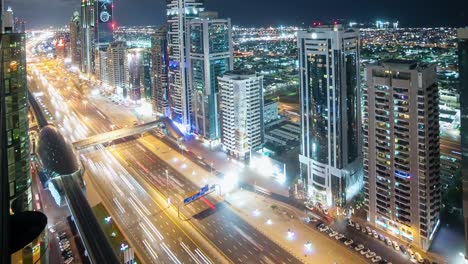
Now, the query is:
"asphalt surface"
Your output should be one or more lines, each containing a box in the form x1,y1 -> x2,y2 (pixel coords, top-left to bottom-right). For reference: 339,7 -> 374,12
109,140 -> 302,264
84,146 -> 218,264
331,219 -> 416,264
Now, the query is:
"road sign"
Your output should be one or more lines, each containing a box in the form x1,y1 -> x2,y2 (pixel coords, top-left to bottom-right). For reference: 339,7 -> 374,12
183,184 -> 213,205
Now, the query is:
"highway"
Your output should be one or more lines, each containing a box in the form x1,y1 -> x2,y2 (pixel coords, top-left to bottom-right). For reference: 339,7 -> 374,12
28,59 -> 221,263
108,139 -> 302,264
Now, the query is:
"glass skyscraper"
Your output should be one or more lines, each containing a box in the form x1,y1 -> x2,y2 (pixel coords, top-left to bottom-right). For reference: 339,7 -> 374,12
0,33 -> 31,214
151,26 -> 170,117
189,12 -> 233,140
166,0 -> 204,130
458,27 -> 468,260
298,24 -> 362,207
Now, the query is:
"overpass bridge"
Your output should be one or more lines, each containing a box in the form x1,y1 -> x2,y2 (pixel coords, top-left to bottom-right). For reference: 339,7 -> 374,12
72,117 -> 184,150
72,120 -> 164,150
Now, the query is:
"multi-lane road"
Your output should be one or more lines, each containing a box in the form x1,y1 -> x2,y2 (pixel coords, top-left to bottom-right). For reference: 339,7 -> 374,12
109,139 -> 301,264
28,56 -> 302,263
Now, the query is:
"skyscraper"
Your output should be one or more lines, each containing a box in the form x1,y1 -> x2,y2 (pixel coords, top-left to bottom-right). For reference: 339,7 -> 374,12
218,70 -> 264,160
1,32 -> 48,263
69,11 -> 82,66
151,26 -> 170,117
80,0 -> 95,73
94,0 -> 113,44
3,6 -> 13,32
128,49 -> 142,101
166,0 -> 204,130
189,12 -> 233,141
364,60 -> 441,251
106,41 -> 128,96
458,27 -> 468,260
94,0 -> 113,85
298,24 -> 362,207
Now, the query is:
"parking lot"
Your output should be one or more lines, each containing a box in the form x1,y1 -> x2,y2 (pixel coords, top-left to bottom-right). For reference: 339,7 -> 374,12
325,219 -> 429,264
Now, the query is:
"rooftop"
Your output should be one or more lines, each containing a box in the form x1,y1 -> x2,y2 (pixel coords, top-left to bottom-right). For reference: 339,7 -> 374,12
458,28 -> 468,39
37,125 -> 80,176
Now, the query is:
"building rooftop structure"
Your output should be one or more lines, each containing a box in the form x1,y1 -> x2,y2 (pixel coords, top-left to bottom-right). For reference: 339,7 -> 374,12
37,125 -> 80,177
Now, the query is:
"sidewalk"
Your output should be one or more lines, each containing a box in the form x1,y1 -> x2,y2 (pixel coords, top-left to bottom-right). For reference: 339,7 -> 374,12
138,135 -> 367,264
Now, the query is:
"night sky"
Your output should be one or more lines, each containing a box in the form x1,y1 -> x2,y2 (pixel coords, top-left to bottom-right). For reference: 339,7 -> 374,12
6,0 -> 468,28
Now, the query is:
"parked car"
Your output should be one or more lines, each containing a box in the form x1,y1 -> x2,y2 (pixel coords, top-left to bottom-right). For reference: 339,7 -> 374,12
344,239 -> 354,246
354,244 -> 364,251
366,252 -> 376,259
329,231 -> 338,237
360,249 -> 370,255
392,241 -> 399,250
415,253 -> 424,263
355,223 -> 361,230
399,245 -> 407,255
335,233 -> 345,240
385,237 -> 392,246
371,256 -> 382,263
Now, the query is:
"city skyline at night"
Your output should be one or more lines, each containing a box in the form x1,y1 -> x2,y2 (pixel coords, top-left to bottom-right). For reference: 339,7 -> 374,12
6,0 -> 468,28
1,0 -> 468,264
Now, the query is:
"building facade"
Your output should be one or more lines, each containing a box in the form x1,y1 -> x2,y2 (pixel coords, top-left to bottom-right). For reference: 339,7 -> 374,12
298,25 -> 362,207
151,27 -> 170,116
128,49 -> 142,102
69,11 -> 82,66
458,28 -> 468,259
80,0 -> 95,74
218,70 -> 264,160
263,100 -> 279,124
1,32 -> 49,263
106,41 -> 128,96
166,0 -> 204,130
189,13 -> 233,141
364,60 -> 441,251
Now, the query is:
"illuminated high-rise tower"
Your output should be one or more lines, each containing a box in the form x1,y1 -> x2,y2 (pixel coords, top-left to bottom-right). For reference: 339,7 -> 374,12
364,60 -> 441,251
80,0 -> 95,73
152,26 -> 170,117
166,0 -> 204,131
94,0 -> 113,44
189,11 -> 233,141
69,11 -> 82,66
458,27 -> 468,260
298,24 -> 362,207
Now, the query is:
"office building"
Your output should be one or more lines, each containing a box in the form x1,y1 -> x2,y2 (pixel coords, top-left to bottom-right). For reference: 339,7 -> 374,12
166,0 -> 204,130
3,6 -> 13,32
151,26 -> 170,116
142,50 -> 152,100
364,60 -> 441,251
128,49 -> 142,101
94,0 -> 113,82
218,70 -> 264,160
297,25 -> 362,208
189,12 -> 233,141
107,41 -> 128,96
458,27 -> 468,260
69,11 -> 82,66
1,32 -> 48,263
80,0 -> 95,73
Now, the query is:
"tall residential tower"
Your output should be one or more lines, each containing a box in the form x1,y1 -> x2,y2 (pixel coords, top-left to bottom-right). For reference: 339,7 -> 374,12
298,25 -> 362,207
218,70 -> 264,160
364,60 -> 441,251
